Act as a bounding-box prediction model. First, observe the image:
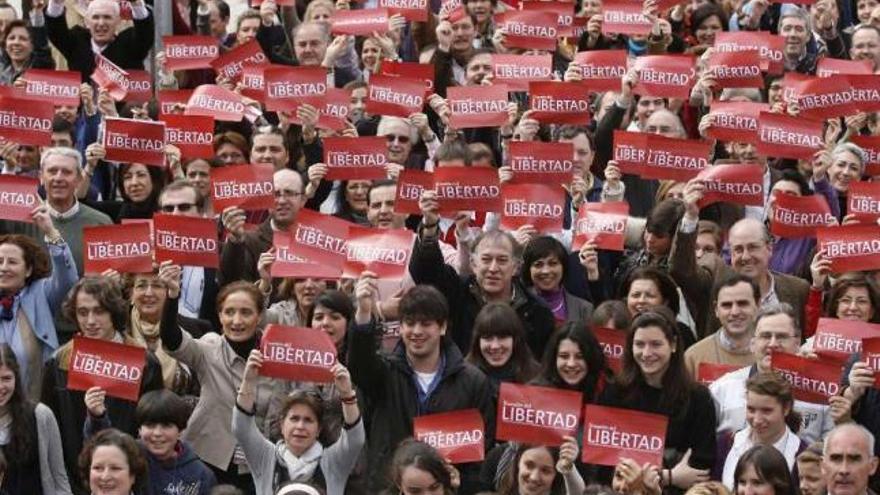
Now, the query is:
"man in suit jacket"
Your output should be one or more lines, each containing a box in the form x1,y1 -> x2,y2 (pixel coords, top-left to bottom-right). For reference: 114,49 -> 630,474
45,0 -> 153,81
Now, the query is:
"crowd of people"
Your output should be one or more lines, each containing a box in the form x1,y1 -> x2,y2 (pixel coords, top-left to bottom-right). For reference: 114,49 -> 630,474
0,0 -> 879,493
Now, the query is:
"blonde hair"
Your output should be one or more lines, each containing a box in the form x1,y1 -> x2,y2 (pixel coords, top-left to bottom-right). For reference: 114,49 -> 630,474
304,0 -> 335,22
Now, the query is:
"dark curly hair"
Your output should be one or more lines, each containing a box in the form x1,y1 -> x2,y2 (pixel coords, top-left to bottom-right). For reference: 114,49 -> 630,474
0,234 -> 51,284
63,277 -> 128,333
78,429 -> 148,494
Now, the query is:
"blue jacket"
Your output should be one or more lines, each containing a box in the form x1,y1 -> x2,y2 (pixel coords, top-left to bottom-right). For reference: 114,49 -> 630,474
145,441 -> 216,495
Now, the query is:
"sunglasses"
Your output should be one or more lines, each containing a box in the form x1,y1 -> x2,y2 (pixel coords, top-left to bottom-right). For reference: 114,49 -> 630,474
385,134 -> 411,144
160,203 -> 196,213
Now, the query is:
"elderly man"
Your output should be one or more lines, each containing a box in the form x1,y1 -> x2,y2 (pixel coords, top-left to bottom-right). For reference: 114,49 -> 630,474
823,424 -> 878,495
45,0 -> 154,80
290,21 -> 358,87
851,24 -> 880,72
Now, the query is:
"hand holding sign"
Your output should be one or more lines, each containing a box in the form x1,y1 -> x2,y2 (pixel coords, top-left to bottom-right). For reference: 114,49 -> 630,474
84,386 -> 107,417
828,395 -> 853,424
810,250 -> 833,289
157,260 -> 182,299
846,361 -> 876,403
238,349 -> 264,411
557,436 -> 579,473
354,271 -> 378,325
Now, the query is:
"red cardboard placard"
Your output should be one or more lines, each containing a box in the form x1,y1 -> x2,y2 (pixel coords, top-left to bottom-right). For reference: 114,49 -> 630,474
497,382 -> 582,446
574,50 -> 628,92
770,193 -> 835,239
91,54 -> 129,100
529,81 -> 591,125
695,164 -> 764,208
342,226 -> 414,280
210,164 -> 274,211
153,214 -> 219,268
847,75 -> 880,113
592,327 -> 625,373
642,135 -> 711,181
572,202 -> 629,252
817,224 -> 880,274
771,352 -> 842,403
434,167 -> 502,213
708,50 -> 763,89
263,66 -> 327,113
714,31 -> 784,75
852,135 -> 880,177
633,55 -> 696,100
271,231 -> 342,279
491,54 -> 553,92
379,60 -> 434,96
162,35 -> 220,71
379,0 -> 428,21
331,8 -> 390,36
756,111 -> 824,160
209,39 -> 268,83
602,0 -> 651,35
0,175 -> 38,223
396,170 -> 434,215
697,362 -> 739,385
162,114 -> 214,160
318,87 -> 351,131
291,208 -> 352,270
581,405 -> 667,467
367,74 -> 425,118
500,184 -> 565,233
158,89 -> 193,115
496,10 -> 559,51
324,136 -> 388,180
613,130 -> 648,175
522,1 -> 575,37
240,64 -> 267,103
186,84 -> 248,122
260,325 -> 337,382
706,101 -> 768,144
83,223 -> 153,274
814,317 -> 880,363
795,76 -> 858,120
103,117 -> 166,167
861,337 -> 880,387
782,72 -> 811,104
508,141 -> 575,185
817,58 -> 873,78
0,96 -> 52,146
124,70 -> 153,104
22,69 -> 80,106
448,85 -> 510,129
414,409 -> 485,464
850,182 -> 880,223
67,337 -> 146,402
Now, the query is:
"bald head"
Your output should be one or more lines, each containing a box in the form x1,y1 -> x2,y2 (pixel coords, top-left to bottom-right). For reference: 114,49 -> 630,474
823,423 -> 878,495
272,169 -> 305,228
729,218 -> 772,280
645,109 -> 686,138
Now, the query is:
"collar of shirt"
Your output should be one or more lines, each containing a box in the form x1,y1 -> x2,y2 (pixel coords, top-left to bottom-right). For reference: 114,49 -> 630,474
759,273 -> 779,307
91,39 -> 108,55
47,200 -> 80,220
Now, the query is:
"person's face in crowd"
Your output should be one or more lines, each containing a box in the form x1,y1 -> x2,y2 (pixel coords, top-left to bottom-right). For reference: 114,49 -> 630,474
367,184 -> 406,229
40,153 -> 81,207
465,52 -> 493,86
662,182 -> 686,201
746,391 -> 790,444
308,4 -> 333,24
480,334 -> 514,367
219,291 -> 261,342
87,2 -> 121,46
451,16 -> 476,53
850,28 -> 880,71
311,302 -> 347,347
399,465 -> 447,495
836,286 -> 874,322
466,0 -> 493,25
382,120 -> 415,164
131,275 -> 168,322
766,180 -> 802,220
15,145 -> 39,173
159,187 -> 201,217
349,87 -> 368,123
750,313 -> 798,372
273,170 -> 305,227
632,325 -> 675,384
695,232 -> 719,261
0,242 -> 29,294
828,150 -> 862,193
715,282 -> 758,339
559,132 -> 594,174
871,5 -> 880,26
400,317 -> 446,360
345,180 -> 371,213
729,141 -> 759,163
251,133 -> 289,170
780,17 -> 809,58
798,461 -> 827,495
472,237 -> 519,299
208,3 -> 228,38
858,0 -> 880,24
627,278 -> 664,316
89,445 -> 136,495
282,403 -> 320,456
737,463 -> 776,495
644,111 -> 682,138
635,97 -> 666,128
694,14 -> 723,46
138,422 -> 180,461
361,38 -> 382,71
51,131 -> 75,148
236,17 -> 260,46
215,143 -> 246,164
293,278 -> 325,313
582,0 -> 603,17
811,0 -> 840,31
643,229 -> 672,257
76,291 -> 116,340
768,79 -> 784,106
5,26 -> 33,63
518,447 -> 557,495
294,24 -> 329,66
0,7 -> 16,37
184,160 -> 212,199
55,105 -> 78,125
729,221 -> 772,280
822,427 -> 879,495
0,365 -> 13,408
122,164 -> 153,203
529,254 -> 564,292
556,337 -> 587,386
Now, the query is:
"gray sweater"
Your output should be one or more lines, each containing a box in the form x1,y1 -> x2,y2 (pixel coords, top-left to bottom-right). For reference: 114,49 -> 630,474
34,403 -> 73,495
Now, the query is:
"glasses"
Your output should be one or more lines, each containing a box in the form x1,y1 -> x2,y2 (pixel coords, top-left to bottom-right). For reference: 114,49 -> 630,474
385,134 -> 411,144
133,281 -> 167,292
274,190 -> 304,199
160,203 -> 196,213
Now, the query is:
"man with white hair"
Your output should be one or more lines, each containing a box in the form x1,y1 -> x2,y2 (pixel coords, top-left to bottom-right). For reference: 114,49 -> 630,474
45,0 -> 154,80
823,424 -> 878,495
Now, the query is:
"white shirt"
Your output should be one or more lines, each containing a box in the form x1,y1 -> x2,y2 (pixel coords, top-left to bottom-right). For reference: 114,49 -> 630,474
179,266 -> 205,318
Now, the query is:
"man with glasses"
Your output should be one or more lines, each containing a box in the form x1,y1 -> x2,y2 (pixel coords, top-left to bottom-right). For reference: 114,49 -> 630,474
377,116 -> 420,167
710,303 -> 834,443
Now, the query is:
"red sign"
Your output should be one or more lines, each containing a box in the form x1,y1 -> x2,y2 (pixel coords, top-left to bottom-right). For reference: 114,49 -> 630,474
83,223 -> 153,274
848,181 -> 880,223
0,175 -> 39,223
396,170 -> 433,215
795,76 -> 858,120
714,31 -> 784,75
292,208 -> 352,271
708,50 -> 763,89
508,141 -> 574,185
817,58 -> 873,78
633,55 -> 696,99
239,65 -> 268,103
695,164 -> 764,208
706,101 -> 768,144
496,10 -> 559,51
770,193 -> 835,239
581,405 -> 668,466
496,382 -> 582,446
529,81 -> 591,125
264,66 -> 327,113
67,337 -> 146,402
697,362 -> 739,385
22,69 -> 80,106
860,337 -> 880,387
272,231 -> 341,279
782,72 -> 811,104
756,111 -> 824,160
448,85 -> 510,129
162,114 -> 214,160
612,130 -> 648,175
817,224 -> 880,274
124,70 -> 153,104
186,84 -> 248,122
342,226 -> 414,279
91,54 -> 128,100
209,39 -> 268,82
500,184 -> 565,233
491,54 -> 553,92
852,135 -> 880,176
367,74 -> 424,118
602,0 -> 651,35
331,8 -> 390,36
814,318 -> 880,363
771,352 -> 842,404
318,87 -> 351,131
414,410 -> 485,464
158,89 -> 193,115
153,214 -> 219,268
592,327 -> 626,373
574,50 -> 628,92
260,325 -> 337,382
522,1 -> 575,37
847,75 -> 880,113
642,135 -> 711,181
434,167 -> 502,213
0,96 -> 52,146
572,202 -> 629,251
103,117 -> 166,167
379,0 -> 428,21
323,136 -> 388,180
210,164 -> 274,211
162,35 -> 219,71
379,61 -> 434,96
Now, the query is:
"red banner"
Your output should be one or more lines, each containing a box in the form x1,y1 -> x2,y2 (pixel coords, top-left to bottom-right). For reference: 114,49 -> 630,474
770,193 -> 835,238
817,58 -> 873,78
714,31 -> 784,75
342,226 -> 414,279
642,135 -> 711,181
814,317 -> 880,363
264,66 -> 327,113
414,409 -> 485,464
162,35 -> 219,71
633,55 -> 696,99
496,10 -> 559,51
612,130 -> 648,175
581,405 -> 667,466
91,54 -> 128,100
260,325 -> 337,382
124,70 -> 153,104
434,167 -> 502,213
500,184 -> 565,233
379,0 -> 428,21
795,76 -> 858,120
861,337 -> 880,387
67,337 -> 146,402
331,8 -> 390,36
849,181 -> 880,223
22,69 -> 80,106
186,84 -> 248,122
695,164 -> 764,208
448,85 -> 510,129
602,0 -> 651,35
708,50 -> 763,89
367,74 -> 424,118
491,54 -> 553,92
522,1 -> 575,37
592,326 -> 626,373
697,362 -> 739,385
847,75 -> 880,113
572,202 -> 629,252
706,101 -> 768,144
162,114 -> 214,160
318,87 -> 351,131
83,223 -> 153,274
528,81 -> 591,125
240,64 -> 267,103
0,175 -> 38,223
496,382 -> 582,445
103,117 -> 166,167
271,231 -> 341,279
574,50 -> 627,93
508,141 -> 574,185
323,136 -> 388,180
817,224 -> 880,273
756,111 -> 824,160
209,39 -> 268,82
210,164 -> 274,211
0,96 -> 52,146
158,89 -> 193,115
396,170 -> 433,215
771,352 -> 842,403
379,60 -> 434,97
291,208 -> 352,271
852,135 -> 880,176
153,214 -> 219,268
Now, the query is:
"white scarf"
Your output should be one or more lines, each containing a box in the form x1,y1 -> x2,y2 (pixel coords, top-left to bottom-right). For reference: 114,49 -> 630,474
722,426 -> 800,489
278,440 -> 324,482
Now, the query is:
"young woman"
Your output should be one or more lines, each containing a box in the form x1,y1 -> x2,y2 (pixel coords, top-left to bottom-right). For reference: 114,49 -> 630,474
533,322 -> 611,404
116,163 -> 167,221
465,303 -> 541,391
522,236 -> 594,327
78,429 -> 148,495
257,248 -> 329,328
233,351 -> 365,495
619,267 -> 697,349
494,438 -> 585,495
307,290 -> 354,361
387,440 -> 460,495
733,446 -> 797,495
598,308 -> 717,491
0,345 -> 71,495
